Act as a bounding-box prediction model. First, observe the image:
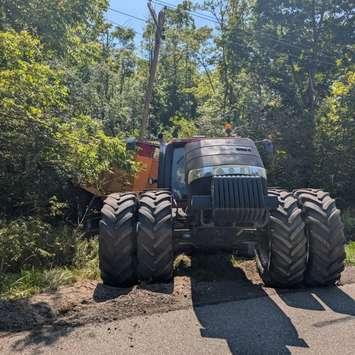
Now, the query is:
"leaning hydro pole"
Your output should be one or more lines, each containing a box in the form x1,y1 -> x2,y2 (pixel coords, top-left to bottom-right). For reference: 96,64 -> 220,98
141,1 -> 166,138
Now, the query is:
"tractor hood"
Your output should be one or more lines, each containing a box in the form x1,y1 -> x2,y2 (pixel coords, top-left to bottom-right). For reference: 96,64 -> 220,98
184,138 -> 266,193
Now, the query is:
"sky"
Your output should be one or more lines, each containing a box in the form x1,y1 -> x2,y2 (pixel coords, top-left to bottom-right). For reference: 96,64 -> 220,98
107,0 -> 212,43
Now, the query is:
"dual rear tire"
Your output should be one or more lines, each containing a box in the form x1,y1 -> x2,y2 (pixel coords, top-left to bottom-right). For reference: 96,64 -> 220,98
99,193 -> 137,286
137,191 -> 174,282
100,189 -> 346,288
99,191 -> 173,287
256,188 -> 346,288
255,189 -> 307,288
294,189 -> 346,286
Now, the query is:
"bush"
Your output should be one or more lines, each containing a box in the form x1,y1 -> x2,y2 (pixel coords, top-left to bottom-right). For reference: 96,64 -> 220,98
72,238 -> 99,280
0,217 -> 77,273
55,115 -> 138,193
0,217 -> 99,299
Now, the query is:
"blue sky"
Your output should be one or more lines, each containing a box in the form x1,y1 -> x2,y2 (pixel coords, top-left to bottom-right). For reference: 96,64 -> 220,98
107,0 -> 211,41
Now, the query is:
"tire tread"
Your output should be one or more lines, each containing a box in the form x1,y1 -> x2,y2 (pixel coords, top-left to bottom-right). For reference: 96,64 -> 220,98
99,193 -> 137,286
137,190 -> 173,282
256,189 -> 307,288
293,188 -> 346,286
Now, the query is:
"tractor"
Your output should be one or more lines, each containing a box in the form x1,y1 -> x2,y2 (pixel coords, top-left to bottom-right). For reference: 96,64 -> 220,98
99,136 -> 346,288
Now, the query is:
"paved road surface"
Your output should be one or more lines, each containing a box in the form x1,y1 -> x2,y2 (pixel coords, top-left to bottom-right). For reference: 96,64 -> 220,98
2,284 -> 355,354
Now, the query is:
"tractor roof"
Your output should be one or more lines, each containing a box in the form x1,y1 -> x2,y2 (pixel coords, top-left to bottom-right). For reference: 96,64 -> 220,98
168,136 -> 247,145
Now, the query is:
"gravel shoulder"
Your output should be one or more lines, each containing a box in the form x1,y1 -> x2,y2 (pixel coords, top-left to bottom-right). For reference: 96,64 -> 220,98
1,257 -> 354,337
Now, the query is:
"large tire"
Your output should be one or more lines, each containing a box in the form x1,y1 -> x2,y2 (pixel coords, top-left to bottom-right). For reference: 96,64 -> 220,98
99,193 -> 137,287
137,190 -> 174,282
256,189 -> 307,288
293,189 -> 346,286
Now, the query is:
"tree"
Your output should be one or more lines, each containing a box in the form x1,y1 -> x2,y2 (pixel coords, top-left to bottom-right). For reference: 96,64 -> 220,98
315,70 -> 355,203
146,1 -> 212,135
65,24 -> 143,136
0,0 -> 109,58
251,0 -> 354,186
0,31 -> 135,218
202,0 -> 354,191
0,31 -> 68,215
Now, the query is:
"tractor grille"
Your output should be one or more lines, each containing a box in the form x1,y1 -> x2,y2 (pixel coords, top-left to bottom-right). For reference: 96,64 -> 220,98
212,175 -> 268,225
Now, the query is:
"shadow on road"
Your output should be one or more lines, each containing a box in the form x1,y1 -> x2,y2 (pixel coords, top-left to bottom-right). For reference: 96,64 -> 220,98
276,285 -> 355,316
0,296 -> 75,353
7,324 -> 74,354
188,254 -> 354,355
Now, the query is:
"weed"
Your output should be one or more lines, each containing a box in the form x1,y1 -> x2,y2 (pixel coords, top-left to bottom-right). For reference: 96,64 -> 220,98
0,239 -> 99,300
346,242 -> 355,266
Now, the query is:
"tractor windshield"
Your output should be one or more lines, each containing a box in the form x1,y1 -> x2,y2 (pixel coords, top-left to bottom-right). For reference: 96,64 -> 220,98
171,147 -> 187,199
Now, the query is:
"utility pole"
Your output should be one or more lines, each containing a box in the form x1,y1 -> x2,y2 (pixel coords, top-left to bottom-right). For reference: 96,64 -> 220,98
141,1 -> 166,138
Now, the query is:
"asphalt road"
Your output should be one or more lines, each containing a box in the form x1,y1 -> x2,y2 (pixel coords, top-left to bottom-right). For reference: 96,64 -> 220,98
2,284 -> 355,354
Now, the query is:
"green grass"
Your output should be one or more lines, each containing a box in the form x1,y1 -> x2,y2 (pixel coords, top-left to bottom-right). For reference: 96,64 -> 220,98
0,263 -> 99,300
0,239 -> 100,300
346,241 -> 355,266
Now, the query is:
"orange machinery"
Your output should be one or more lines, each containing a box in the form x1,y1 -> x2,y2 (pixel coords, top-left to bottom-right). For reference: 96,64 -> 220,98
131,140 -> 160,191
82,140 -> 160,196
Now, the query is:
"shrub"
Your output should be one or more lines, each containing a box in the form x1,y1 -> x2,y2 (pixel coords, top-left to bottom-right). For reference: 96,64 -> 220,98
0,217 -> 76,273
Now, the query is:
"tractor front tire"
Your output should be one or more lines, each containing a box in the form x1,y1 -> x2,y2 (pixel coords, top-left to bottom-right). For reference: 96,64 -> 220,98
99,193 -> 137,287
256,189 -> 307,288
294,189 -> 346,286
137,191 -> 174,283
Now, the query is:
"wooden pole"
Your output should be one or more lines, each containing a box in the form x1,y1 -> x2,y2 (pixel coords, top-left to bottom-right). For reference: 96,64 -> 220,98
141,3 -> 165,138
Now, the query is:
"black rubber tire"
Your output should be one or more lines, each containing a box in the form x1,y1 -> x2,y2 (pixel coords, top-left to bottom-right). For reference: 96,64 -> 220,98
137,190 -> 173,282
256,189 -> 307,288
99,193 -> 137,287
293,189 -> 346,286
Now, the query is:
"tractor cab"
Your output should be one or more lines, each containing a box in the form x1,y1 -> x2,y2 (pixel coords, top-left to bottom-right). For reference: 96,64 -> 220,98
158,138 -> 275,221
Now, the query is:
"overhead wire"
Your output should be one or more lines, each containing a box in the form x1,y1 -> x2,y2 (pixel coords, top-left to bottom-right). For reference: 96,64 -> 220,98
108,4 -> 336,66
152,0 -> 217,22
151,0 -> 335,65
108,7 -> 147,23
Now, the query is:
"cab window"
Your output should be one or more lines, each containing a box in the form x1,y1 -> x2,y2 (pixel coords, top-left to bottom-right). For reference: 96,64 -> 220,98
171,147 -> 187,199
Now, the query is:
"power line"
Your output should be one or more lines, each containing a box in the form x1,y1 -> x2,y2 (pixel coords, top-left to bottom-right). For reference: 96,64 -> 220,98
152,0 -> 218,23
108,7 -> 147,23
153,0 -> 216,20
152,0 -> 335,64
107,4 -> 335,66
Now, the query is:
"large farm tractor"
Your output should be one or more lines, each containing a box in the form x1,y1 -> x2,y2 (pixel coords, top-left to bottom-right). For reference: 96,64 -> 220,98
99,136 -> 346,288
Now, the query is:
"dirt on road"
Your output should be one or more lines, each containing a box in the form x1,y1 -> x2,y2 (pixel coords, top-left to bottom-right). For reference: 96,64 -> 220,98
1,255 -> 354,336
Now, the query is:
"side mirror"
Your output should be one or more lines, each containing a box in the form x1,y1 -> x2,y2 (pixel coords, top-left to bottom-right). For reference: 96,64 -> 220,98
260,139 -> 274,156
256,139 -> 274,166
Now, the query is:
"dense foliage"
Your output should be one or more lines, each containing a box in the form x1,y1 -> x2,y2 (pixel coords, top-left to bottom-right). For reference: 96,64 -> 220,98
0,0 -> 354,275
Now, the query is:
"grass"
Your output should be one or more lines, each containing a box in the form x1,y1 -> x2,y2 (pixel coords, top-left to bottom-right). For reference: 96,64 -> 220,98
0,262 -> 100,300
0,239 -> 100,300
1,241 -> 354,301
346,241 -> 355,266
